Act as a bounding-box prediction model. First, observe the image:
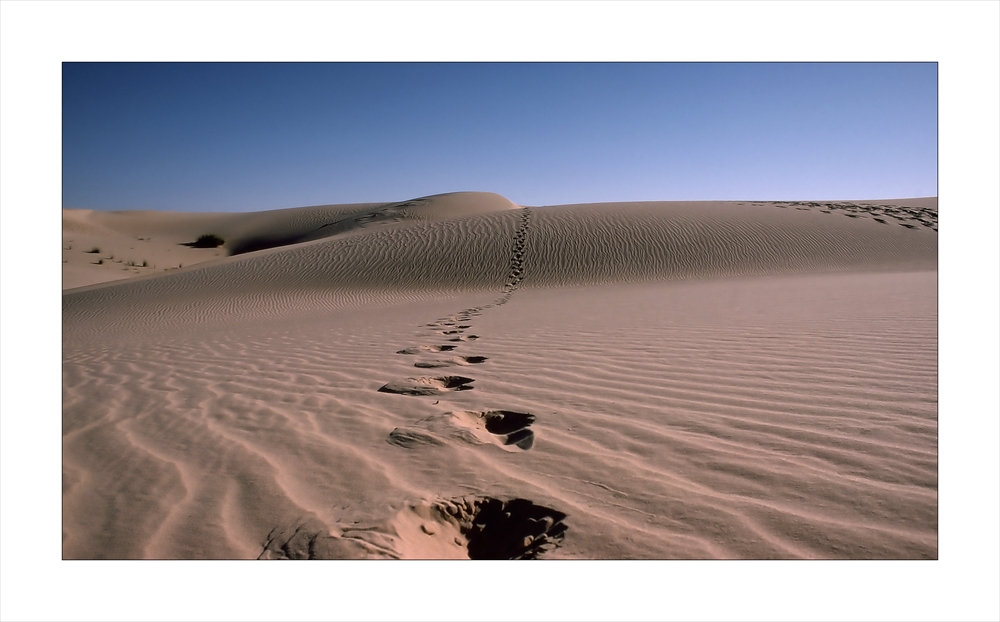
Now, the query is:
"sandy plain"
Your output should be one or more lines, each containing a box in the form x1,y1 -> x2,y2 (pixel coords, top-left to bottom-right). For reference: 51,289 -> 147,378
62,191 -> 937,559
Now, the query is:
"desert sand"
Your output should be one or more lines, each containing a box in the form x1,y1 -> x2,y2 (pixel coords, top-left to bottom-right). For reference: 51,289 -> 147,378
62,192 -> 937,559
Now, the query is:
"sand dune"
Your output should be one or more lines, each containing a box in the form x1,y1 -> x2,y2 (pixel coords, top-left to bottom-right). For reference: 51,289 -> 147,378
63,192 -> 937,559
62,191 -> 519,290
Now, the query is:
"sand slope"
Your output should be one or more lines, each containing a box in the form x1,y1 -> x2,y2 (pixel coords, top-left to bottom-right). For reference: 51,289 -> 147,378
63,192 -> 937,559
63,196 -> 935,338
62,191 -> 519,290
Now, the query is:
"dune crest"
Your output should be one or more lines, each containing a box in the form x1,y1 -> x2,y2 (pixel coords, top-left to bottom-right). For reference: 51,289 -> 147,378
63,197 -> 935,337
62,191 -> 519,290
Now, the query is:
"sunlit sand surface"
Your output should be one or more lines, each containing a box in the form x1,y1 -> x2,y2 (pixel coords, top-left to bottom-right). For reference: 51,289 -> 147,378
63,192 -> 936,559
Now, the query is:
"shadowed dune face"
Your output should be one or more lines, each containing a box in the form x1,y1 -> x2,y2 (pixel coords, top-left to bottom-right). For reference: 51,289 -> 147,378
62,192 -> 519,290
62,202 -> 386,290
226,191 -> 520,255
63,192 -> 937,560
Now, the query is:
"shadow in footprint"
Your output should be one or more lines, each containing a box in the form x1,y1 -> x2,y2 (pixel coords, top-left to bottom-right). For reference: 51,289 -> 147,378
378,376 -> 475,396
482,409 -> 533,433
457,497 -> 568,559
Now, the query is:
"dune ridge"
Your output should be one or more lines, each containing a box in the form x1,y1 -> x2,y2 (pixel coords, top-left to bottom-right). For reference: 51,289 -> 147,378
63,192 -> 937,559
64,195 -> 935,341
62,191 -> 519,290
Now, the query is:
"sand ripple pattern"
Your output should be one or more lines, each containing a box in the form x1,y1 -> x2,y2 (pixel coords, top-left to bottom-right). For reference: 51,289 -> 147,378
63,194 -> 937,559
63,200 -> 935,345
523,201 -> 936,288
63,273 -> 936,559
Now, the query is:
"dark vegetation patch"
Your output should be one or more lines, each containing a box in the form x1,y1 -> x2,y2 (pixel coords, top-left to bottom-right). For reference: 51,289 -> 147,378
183,234 -> 225,248
442,496 -> 568,559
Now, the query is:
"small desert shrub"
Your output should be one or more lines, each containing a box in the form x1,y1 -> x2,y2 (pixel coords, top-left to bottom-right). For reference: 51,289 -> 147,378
191,234 -> 225,248
87,247 -> 100,253
96,259 -> 103,265
142,260 -> 147,267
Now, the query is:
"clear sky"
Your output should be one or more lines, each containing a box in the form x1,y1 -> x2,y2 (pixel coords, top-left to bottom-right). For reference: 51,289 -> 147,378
63,62 -> 937,212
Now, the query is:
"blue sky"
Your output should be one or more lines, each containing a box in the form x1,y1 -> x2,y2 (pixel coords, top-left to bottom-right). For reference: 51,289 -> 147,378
63,62 -> 937,211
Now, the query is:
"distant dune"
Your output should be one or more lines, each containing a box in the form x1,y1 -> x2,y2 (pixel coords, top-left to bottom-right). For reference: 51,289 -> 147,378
63,192 -> 937,559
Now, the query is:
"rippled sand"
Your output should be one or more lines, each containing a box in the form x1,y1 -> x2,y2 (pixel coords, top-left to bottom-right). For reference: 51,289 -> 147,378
63,193 -> 937,559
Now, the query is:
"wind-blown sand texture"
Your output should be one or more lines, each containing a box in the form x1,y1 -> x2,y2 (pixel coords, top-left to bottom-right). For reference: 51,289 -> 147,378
63,192 -> 937,559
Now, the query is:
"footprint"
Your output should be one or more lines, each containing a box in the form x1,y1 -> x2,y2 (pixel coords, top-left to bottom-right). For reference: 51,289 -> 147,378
387,409 -> 535,451
414,356 -> 488,369
397,345 -> 457,355
258,516 -> 373,559
432,496 -> 567,559
383,427 -> 448,448
377,376 -> 475,396
430,320 -> 471,327
479,410 -> 535,449
262,496 -> 567,559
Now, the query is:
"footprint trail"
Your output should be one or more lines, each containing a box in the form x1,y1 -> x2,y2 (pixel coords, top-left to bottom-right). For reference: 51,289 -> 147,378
266,206 -> 566,558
